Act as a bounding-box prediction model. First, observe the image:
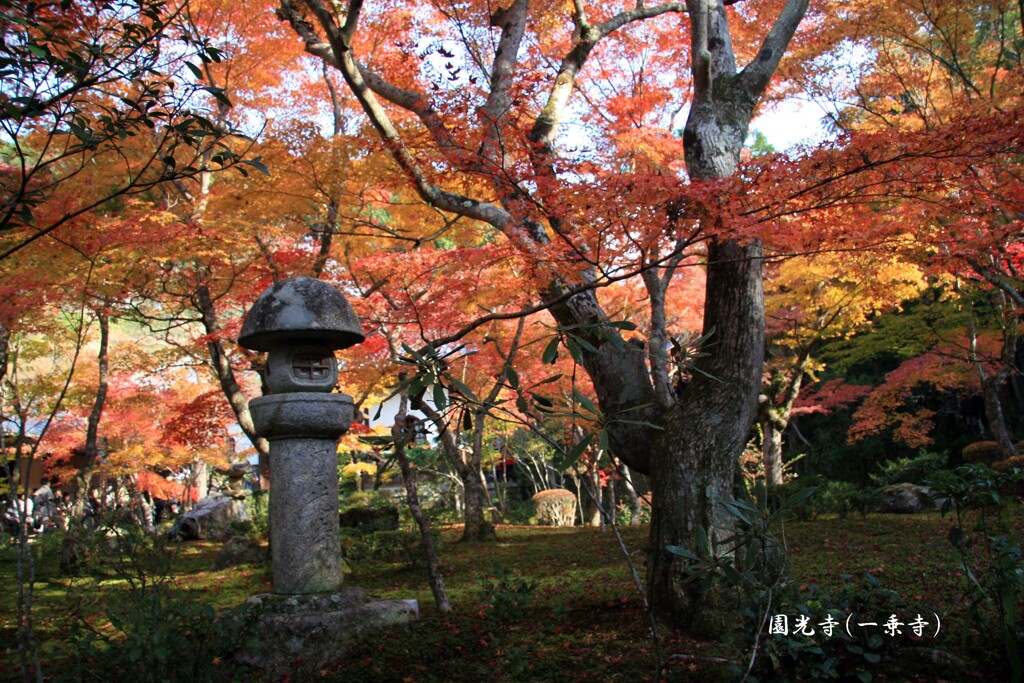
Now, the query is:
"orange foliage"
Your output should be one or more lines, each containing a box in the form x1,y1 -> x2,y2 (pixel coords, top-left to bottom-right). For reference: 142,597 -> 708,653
848,345 -> 985,447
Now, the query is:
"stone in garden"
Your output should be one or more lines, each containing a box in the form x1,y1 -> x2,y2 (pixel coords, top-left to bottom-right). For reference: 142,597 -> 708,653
875,483 -> 935,513
213,535 -> 268,570
218,461 -> 252,500
170,493 -> 248,540
230,588 -> 416,675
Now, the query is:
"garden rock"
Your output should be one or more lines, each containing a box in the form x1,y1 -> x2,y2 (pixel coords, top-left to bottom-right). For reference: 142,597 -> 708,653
875,483 -> 934,513
170,494 -> 248,540
339,505 -> 400,533
214,536 -> 268,570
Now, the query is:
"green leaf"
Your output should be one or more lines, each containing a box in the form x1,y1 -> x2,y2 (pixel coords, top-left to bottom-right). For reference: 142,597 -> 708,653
241,157 -> 270,175
721,564 -> 745,586
572,388 -> 600,417
446,375 -> 478,402
205,85 -> 232,107
542,337 -> 560,364
721,501 -> 752,526
529,393 -> 553,408
780,485 -> 818,512
504,365 -> 520,389
665,545 -> 700,561
695,526 -> 710,557
432,382 -> 447,410
570,334 -> 599,354
557,434 -> 592,471
184,61 -> 204,80
565,337 -> 582,362
743,543 -> 759,573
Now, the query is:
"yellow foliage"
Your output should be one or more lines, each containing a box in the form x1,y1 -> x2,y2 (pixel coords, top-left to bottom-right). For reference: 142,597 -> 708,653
341,462 -> 378,478
766,248 -> 927,349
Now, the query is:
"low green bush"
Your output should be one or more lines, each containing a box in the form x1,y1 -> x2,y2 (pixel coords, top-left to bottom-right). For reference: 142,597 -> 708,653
928,464 -> 1024,682
871,449 -> 948,487
749,574 -> 946,683
770,477 -> 878,519
340,528 -> 433,579
63,585 -> 256,682
478,563 -> 537,625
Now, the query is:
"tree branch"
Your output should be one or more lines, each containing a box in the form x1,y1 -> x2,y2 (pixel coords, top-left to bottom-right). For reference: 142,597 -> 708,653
279,0 -> 515,233
736,0 -> 809,98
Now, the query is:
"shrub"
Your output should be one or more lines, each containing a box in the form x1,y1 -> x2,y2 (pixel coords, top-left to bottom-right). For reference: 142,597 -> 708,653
769,477 -> 873,519
66,584 -> 255,682
817,480 -> 879,518
962,441 -> 1003,466
501,498 -> 536,526
994,455 -> 1024,473
871,449 -> 948,486
749,574 -> 947,683
928,464 -> 1024,681
614,498 -> 652,526
531,489 -> 576,527
340,490 -> 394,511
340,528 -> 433,578
478,564 -> 537,625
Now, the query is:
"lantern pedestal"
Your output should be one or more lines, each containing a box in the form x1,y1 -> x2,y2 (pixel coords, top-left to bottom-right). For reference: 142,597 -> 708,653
250,392 -> 351,594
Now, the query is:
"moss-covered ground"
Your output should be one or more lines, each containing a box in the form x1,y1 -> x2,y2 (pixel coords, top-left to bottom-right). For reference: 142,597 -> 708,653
1,508 -> 1021,681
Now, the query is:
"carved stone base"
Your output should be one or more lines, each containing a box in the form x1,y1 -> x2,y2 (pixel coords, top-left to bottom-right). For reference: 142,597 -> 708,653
231,588 -> 417,674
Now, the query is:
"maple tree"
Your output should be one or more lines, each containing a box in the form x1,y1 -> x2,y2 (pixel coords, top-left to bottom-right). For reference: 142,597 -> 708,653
758,250 -> 926,484
274,0 -> 824,632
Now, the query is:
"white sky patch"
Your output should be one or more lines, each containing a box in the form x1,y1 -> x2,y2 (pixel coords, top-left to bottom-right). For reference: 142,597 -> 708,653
751,97 -> 835,152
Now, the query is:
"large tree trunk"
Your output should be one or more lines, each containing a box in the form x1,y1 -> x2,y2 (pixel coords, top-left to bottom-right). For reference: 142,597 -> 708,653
648,238 -> 766,636
630,0 -> 806,635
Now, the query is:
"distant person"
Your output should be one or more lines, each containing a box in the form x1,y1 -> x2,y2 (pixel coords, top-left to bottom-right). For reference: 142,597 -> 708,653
4,495 -> 33,539
32,478 -> 57,533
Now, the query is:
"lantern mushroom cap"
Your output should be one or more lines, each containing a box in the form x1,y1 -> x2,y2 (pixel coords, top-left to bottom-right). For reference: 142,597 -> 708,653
238,276 -> 365,352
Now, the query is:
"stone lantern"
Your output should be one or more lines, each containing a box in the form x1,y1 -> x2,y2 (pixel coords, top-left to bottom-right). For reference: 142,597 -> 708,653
238,276 -> 364,594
